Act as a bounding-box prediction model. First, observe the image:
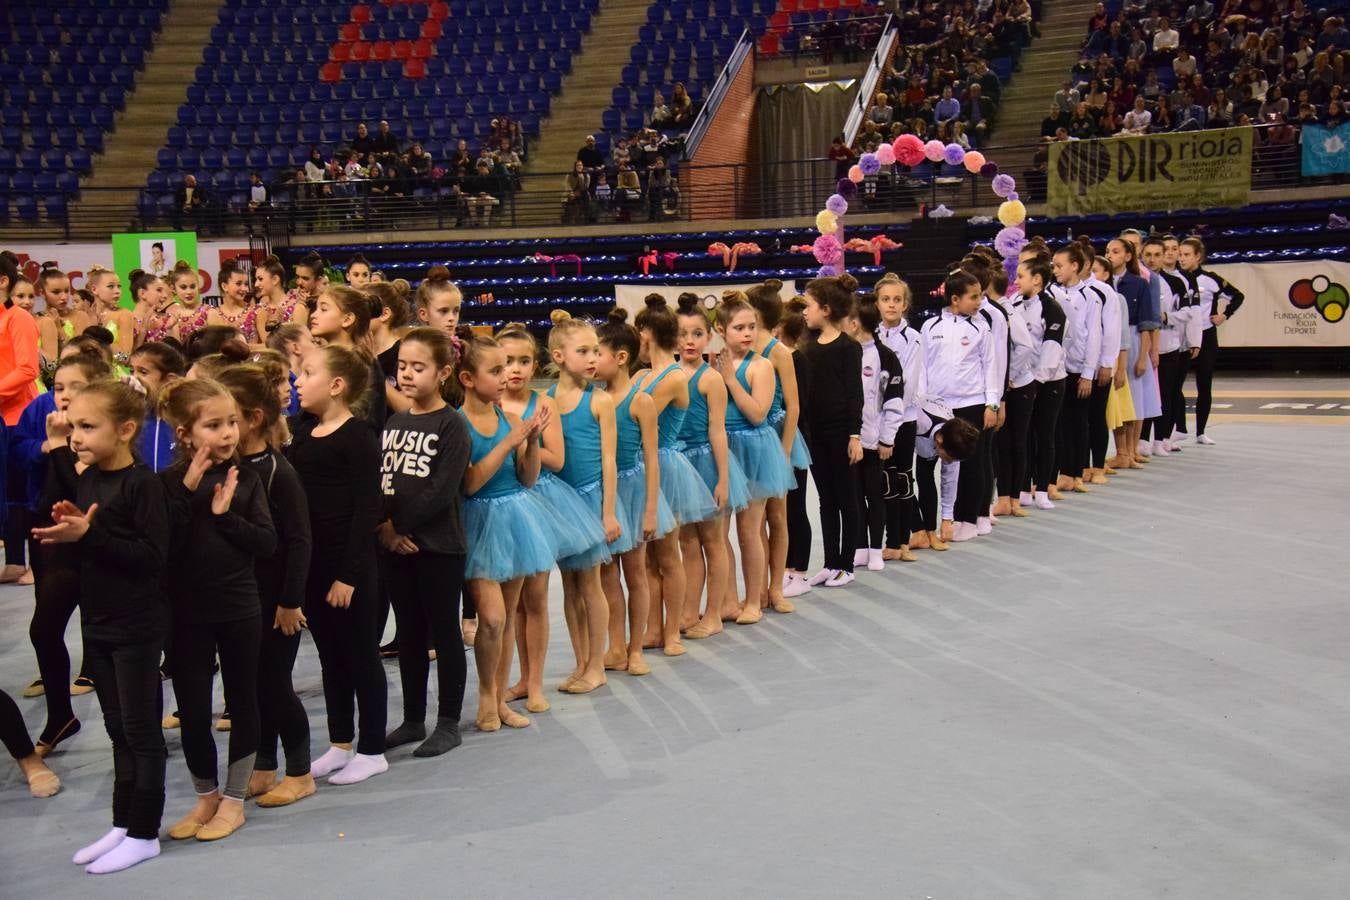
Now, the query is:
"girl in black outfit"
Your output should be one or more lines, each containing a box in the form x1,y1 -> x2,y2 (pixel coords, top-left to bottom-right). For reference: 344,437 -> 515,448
776,300 -> 814,594
35,381 -> 170,875
159,378 -> 276,844
801,273 -> 864,588
290,344 -> 388,786
307,284 -> 388,430
380,328 -> 471,758
217,365 -> 317,808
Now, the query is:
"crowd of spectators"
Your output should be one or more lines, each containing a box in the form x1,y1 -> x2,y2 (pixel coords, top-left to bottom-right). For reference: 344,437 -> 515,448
568,121 -> 686,224
1040,0 -> 1347,149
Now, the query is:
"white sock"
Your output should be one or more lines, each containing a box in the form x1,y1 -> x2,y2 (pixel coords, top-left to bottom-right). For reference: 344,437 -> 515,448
951,522 -> 978,542
866,549 -> 885,571
1018,491 -> 1034,505
852,548 -> 868,567
74,827 -> 128,865
1033,491 -> 1055,510
311,745 -> 355,778
328,753 -> 388,785
976,517 -> 992,535
86,837 -> 159,874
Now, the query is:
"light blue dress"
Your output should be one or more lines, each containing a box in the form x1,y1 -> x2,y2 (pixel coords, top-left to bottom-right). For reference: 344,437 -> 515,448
610,381 -> 676,554
725,356 -> 795,501
761,337 -> 812,470
460,406 -> 559,582
639,363 -> 717,526
522,391 -> 609,562
548,383 -> 613,572
677,361 -> 751,515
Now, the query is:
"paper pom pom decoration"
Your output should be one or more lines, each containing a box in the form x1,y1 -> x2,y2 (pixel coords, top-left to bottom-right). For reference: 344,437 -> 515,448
875,143 -> 896,166
812,233 -> 843,265
826,193 -> 849,216
994,225 -> 1026,259
943,143 -> 966,167
980,162 -> 999,177
859,153 -> 881,177
847,164 -> 864,183
991,173 -> 1016,198
924,139 -> 946,162
894,134 -> 926,166
836,178 -> 857,198
815,209 -> 839,235
817,264 -> 838,278
997,199 -> 1027,228
963,150 -> 986,173
1007,192 -> 1019,202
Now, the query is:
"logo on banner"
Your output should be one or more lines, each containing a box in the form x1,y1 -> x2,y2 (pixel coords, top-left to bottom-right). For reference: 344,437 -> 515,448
1288,275 -> 1348,324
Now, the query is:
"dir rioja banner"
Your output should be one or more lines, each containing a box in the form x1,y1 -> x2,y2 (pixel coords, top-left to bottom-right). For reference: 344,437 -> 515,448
1048,127 -> 1253,216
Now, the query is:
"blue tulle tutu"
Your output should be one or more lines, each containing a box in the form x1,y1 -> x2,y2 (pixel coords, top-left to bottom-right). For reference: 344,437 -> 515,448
683,442 -> 751,514
557,479 -> 614,572
533,471 -> 610,562
656,447 -> 718,525
727,425 -> 795,501
768,408 -> 812,470
611,463 -> 676,555
462,489 -> 561,582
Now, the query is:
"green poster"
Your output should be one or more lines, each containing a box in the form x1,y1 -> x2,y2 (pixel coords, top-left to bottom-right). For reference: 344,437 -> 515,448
110,231 -> 198,309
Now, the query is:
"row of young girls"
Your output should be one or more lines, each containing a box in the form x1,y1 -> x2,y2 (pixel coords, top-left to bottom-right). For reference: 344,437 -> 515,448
0,237 -> 1238,875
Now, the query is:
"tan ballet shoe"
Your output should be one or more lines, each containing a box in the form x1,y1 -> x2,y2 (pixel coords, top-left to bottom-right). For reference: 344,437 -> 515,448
663,642 -> 686,658
196,804 -> 245,842
255,774 -> 316,808
476,715 -> 502,733
898,547 -> 917,561
525,697 -> 551,714
1072,479 -> 1091,493
246,770 -> 280,799
27,768 -> 60,799
735,606 -> 763,625
627,657 -> 651,676
927,532 -> 949,551
499,709 -> 530,729
169,797 -> 220,840
1089,472 -> 1108,485
768,596 -> 795,614
1047,485 -> 1065,501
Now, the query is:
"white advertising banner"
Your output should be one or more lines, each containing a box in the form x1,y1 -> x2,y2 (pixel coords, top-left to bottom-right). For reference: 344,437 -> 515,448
6,238 -> 258,296
1208,260 -> 1350,348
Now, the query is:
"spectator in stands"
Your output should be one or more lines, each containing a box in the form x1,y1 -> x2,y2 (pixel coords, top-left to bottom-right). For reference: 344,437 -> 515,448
1087,2 -> 1108,35
1069,101 -> 1098,138
577,135 -> 605,173
647,155 -> 673,222
869,93 -> 895,127
1098,101 -> 1124,135
1180,18 -> 1208,56
934,86 -> 959,125
1054,79 -> 1080,113
372,119 -> 400,155
1315,17 -> 1348,53
247,172 -> 268,212
829,135 -> 855,179
1173,47 -> 1197,80
1108,75 -> 1135,111
408,142 -> 433,185
593,171 -> 613,211
1175,92 -> 1207,129
1260,86 -> 1290,122
174,174 -> 209,230
968,60 -> 1001,103
561,160 -> 592,225
1042,102 -> 1071,139
961,83 -> 993,142
614,161 -> 642,222
1207,88 -> 1235,128
462,160 -> 501,226
670,83 -> 694,127
1153,17 -> 1180,54
1185,0 -> 1213,22
1292,35 -> 1315,71
1141,68 -> 1163,103
495,139 -> 522,178
1084,79 -> 1108,113
1152,100 -> 1174,131
1122,96 -> 1153,133
650,91 -> 672,129
1088,21 -> 1127,58
305,146 -> 328,189
611,137 -> 631,171
1324,98 -> 1346,127
450,139 -> 473,177
353,123 -> 374,158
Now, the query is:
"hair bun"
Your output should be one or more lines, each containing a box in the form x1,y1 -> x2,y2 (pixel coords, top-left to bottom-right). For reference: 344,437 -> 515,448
550,309 -> 572,324
129,268 -> 145,281
264,253 -> 281,266
453,323 -> 476,342
785,296 -> 807,314
606,307 -> 629,324
720,289 -> 747,303
426,265 -> 451,282
763,278 -> 783,290
391,277 -> 411,297
676,292 -> 701,314
837,272 -> 859,292
218,339 -> 252,364
500,321 -> 529,333
643,293 -> 669,310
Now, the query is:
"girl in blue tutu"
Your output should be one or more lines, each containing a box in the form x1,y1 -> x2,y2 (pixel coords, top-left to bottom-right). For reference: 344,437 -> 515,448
595,309 -> 676,673
546,311 -> 617,695
747,280 -> 809,616
454,329 -> 554,733
715,290 -> 794,625
497,323 -> 607,713
675,294 -> 748,640
633,295 -> 716,657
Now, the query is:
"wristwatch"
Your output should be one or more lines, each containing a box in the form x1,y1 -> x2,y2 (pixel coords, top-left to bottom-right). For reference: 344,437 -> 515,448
986,402 -> 1000,412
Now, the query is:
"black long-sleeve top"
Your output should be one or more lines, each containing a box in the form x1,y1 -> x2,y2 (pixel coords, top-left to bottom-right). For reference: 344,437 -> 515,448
791,347 -> 812,444
380,405 -> 470,556
802,332 -> 864,439
288,415 -> 382,587
242,448 -> 312,612
163,460 -> 277,624
43,448 -> 170,643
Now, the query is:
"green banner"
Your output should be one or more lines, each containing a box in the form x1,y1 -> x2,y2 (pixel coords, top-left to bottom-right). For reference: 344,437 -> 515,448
110,231 -> 198,309
1047,127 -> 1252,217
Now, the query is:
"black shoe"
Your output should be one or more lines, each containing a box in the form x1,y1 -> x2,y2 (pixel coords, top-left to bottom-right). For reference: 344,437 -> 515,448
379,641 -> 399,659
70,675 -> 95,696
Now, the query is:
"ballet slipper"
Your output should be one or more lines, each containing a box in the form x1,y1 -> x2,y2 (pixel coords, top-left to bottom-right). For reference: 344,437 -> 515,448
735,606 -> 763,625
556,673 -> 580,692
246,770 -> 280,799
20,757 -> 60,798
503,683 -> 528,703
255,774 -> 316,808
990,499 -> 1012,517
498,707 -> 530,729
1010,504 -> 1029,518
684,619 -> 722,639
1072,479 -> 1091,493
927,531 -> 949,551
720,602 -> 743,622
1055,476 -> 1075,491
525,697 -> 551,713
898,547 -> 917,561
1047,485 -> 1064,501
562,676 -> 604,694
603,651 -> 628,671
663,641 -> 686,657
627,655 -> 652,676
768,594 -> 796,613
1127,459 -> 1144,469
940,519 -> 954,542
196,799 -> 245,842
17,569 -> 35,585
1090,472 -> 1109,485
35,717 -> 80,757
641,636 -> 663,651
169,794 -> 221,840
476,714 -> 502,732
0,564 -> 28,584
882,548 -> 905,561
909,531 -> 931,549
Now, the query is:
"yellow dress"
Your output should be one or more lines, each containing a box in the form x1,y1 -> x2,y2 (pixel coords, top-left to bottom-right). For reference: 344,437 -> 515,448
1105,374 -> 1135,430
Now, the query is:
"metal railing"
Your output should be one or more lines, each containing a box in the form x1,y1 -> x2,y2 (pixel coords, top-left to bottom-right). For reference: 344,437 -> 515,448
841,15 -> 898,148
0,129 -> 1335,241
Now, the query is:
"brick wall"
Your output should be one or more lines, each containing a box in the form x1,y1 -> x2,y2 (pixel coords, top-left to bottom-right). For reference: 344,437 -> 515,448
682,53 -> 757,220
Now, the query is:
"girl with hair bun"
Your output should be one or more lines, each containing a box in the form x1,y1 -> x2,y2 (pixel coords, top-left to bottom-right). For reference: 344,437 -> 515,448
595,308 -> 676,670
207,261 -> 265,346
171,261 -> 210,343
415,266 -> 463,334
368,280 -> 415,418
715,290 -> 793,623
307,285 -> 387,429
546,310 -> 617,694
872,274 -> 921,561
675,293 -> 747,638
255,255 -> 309,342
633,294 -> 714,656
745,279 -> 808,614
130,270 -> 176,347
86,265 -> 136,364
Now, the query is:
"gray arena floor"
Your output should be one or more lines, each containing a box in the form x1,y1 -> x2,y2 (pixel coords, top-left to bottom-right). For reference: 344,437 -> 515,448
3,404 -> 1350,898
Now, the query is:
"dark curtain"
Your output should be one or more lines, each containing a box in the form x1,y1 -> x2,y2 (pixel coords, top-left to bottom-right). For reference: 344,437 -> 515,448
755,82 -> 859,218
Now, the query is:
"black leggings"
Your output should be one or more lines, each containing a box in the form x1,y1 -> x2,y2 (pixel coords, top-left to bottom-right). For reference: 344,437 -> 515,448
785,466 -> 812,571
84,634 -> 167,840
952,404 -> 989,524
254,611 -> 310,777
385,550 -> 466,725
305,567 -> 387,756
1193,326 -> 1218,434
856,449 -> 885,551
1057,374 -> 1090,480
1171,349 -> 1191,436
5,503 -> 28,568
885,421 -> 916,549
171,616 -> 260,801
808,431 -> 860,572
1152,350 -> 1183,442
1088,379 -> 1111,468
0,688 -> 36,760
995,382 -> 1037,498
28,542 -> 84,740
1027,378 -> 1065,491
915,454 -> 939,533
